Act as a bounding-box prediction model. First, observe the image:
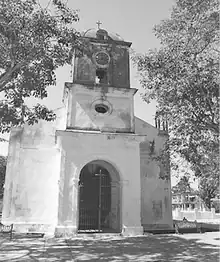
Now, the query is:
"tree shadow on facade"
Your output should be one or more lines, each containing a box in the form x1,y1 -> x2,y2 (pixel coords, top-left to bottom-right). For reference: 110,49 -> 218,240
0,234 -> 219,261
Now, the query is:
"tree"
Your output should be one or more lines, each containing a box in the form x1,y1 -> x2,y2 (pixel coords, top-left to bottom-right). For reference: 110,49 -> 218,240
198,173 -> 219,209
0,0 -> 81,133
133,0 -> 219,178
172,176 -> 192,194
0,155 -> 7,199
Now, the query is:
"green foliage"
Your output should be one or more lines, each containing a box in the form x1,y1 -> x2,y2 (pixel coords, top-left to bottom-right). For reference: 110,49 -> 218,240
199,173 -> 219,209
0,155 -> 7,198
172,176 -> 192,194
0,0 -> 81,133
133,0 -> 219,178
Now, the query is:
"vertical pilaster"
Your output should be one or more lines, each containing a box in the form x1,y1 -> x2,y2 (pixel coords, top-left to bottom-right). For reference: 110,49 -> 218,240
120,179 -> 143,236
110,181 -> 121,232
57,148 -> 66,225
71,178 -> 80,229
56,138 -> 79,236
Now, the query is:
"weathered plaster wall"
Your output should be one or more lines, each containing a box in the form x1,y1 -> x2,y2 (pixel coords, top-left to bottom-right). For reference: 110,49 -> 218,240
65,83 -> 136,133
2,105 -> 172,234
56,130 -> 145,234
2,111 -> 65,232
135,117 -> 173,229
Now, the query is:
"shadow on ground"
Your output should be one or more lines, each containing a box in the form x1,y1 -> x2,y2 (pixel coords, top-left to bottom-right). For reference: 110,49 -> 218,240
0,233 -> 219,262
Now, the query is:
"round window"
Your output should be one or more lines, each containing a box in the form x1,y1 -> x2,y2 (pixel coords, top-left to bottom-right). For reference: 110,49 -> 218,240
95,104 -> 109,114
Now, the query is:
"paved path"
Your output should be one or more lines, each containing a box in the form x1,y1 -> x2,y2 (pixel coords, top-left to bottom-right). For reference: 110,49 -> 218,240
0,232 -> 219,262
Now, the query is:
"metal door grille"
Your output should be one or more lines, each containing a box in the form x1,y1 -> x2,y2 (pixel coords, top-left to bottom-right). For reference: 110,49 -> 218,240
78,165 -> 111,232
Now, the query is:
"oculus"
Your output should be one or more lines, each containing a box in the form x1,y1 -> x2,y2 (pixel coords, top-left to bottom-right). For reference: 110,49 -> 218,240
91,98 -> 113,115
95,104 -> 109,114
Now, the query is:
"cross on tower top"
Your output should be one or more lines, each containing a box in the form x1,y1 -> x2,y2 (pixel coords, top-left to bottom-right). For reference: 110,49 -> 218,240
96,20 -> 102,29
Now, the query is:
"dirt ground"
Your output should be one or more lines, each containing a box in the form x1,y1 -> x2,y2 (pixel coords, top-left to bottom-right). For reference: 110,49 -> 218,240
0,232 -> 219,262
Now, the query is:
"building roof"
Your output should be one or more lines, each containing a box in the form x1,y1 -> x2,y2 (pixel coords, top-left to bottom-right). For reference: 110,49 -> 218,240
172,184 -> 198,195
171,176 -> 198,195
82,28 -> 124,42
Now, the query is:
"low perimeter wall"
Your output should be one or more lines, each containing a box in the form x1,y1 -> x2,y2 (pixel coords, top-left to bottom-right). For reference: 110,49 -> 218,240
173,208 -> 220,221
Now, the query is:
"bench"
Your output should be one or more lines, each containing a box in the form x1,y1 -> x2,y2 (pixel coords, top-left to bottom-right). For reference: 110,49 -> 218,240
174,218 -> 202,234
26,232 -> 45,238
0,222 -> 13,240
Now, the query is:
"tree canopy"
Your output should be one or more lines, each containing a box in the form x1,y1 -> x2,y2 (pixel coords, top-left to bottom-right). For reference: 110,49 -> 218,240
0,0 -> 81,133
133,0 -> 219,179
199,173 -> 219,209
172,176 -> 192,194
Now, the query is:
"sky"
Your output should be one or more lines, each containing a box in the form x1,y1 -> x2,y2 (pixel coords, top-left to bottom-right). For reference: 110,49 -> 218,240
0,0 -> 195,187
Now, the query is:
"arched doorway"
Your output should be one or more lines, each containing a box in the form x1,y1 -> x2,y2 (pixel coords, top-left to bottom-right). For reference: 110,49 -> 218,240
78,160 -> 121,233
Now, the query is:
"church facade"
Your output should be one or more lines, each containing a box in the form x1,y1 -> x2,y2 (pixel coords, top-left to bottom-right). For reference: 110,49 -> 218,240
2,28 -> 173,236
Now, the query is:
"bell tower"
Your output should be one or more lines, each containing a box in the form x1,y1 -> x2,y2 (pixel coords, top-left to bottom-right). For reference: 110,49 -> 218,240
63,24 -> 137,133
73,25 -> 131,88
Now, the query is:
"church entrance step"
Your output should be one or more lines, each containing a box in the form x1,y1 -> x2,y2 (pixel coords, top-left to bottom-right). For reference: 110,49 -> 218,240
78,228 -> 118,234
144,229 -> 175,234
74,233 -> 122,240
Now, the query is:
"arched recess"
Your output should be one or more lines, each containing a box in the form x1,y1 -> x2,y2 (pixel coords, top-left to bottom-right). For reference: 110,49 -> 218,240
78,160 -> 121,233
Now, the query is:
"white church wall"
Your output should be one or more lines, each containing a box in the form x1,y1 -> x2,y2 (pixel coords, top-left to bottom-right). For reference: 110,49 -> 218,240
2,118 -> 62,233
2,111 -> 173,234
56,130 -> 145,235
135,117 -> 173,229
65,83 -> 136,133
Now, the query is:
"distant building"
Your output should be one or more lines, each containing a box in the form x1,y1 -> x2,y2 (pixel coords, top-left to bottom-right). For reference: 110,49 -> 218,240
172,177 -> 207,211
211,194 -> 220,213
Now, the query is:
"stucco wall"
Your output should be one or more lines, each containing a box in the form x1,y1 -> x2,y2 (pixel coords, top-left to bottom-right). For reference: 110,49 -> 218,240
56,130 -> 145,233
65,83 -> 136,133
135,117 -> 173,229
2,110 -> 172,233
2,116 -> 63,231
